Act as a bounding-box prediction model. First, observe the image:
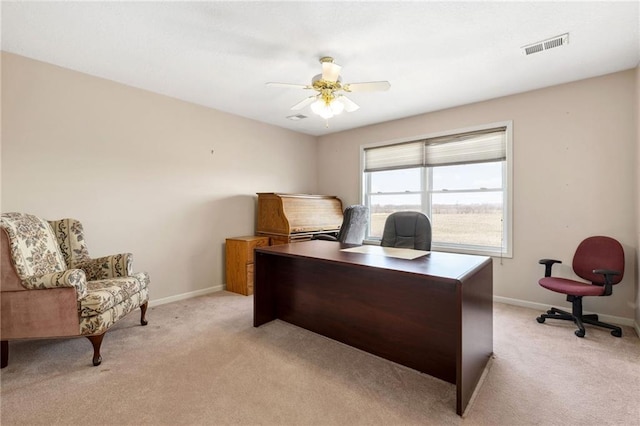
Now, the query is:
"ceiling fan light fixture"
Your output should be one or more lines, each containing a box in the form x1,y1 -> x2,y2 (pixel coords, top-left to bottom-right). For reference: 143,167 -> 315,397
269,56 -> 389,121
330,99 -> 345,115
310,98 -> 334,119
310,97 -> 344,119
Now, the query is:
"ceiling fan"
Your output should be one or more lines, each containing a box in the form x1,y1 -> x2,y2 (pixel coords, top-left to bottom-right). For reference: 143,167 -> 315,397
267,57 -> 390,121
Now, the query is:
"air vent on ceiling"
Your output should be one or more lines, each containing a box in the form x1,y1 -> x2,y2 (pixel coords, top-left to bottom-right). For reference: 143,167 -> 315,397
287,114 -> 307,121
522,33 -> 569,56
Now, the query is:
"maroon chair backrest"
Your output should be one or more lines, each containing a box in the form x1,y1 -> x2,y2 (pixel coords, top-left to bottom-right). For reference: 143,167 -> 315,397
572,236 -> 624,285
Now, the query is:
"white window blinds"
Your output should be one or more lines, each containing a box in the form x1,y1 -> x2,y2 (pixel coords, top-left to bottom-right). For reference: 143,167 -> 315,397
364,127 -> 506,172
363,141 -> 424,172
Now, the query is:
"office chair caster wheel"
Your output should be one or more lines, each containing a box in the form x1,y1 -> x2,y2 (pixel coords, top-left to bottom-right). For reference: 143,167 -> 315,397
611,329 -> 622,337
574,329 -> 585,338
546,310 -> 554,315
536,316 -> 545,323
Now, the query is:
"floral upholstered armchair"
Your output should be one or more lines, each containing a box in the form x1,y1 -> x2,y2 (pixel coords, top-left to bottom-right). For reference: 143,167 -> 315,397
0,212 -> 150,367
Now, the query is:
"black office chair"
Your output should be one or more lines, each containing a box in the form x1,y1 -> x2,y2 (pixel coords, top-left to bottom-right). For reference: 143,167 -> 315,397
380,211 -> 431,251
535,236 -> 625,338
313,205 -> 369,245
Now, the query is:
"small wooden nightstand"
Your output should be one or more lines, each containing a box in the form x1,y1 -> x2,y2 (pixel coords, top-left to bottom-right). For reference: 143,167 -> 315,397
225,236 -> 269,295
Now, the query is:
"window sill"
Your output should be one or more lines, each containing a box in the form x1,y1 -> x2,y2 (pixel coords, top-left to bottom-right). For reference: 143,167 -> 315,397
363,240 -> 512,259
432,244 -> 512,259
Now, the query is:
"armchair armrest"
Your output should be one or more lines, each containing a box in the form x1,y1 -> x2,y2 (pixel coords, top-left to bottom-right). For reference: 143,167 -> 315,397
593,268 -> 621,296
75,253 -> 133,280
539,259 -> 562,277
26,269 -> 88,300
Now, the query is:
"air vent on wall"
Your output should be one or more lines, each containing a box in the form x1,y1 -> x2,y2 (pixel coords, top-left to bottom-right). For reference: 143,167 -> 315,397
522,33 -> 569,56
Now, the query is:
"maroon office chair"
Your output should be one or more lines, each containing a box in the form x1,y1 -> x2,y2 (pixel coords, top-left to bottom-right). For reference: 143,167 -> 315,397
536,236 -> 624,338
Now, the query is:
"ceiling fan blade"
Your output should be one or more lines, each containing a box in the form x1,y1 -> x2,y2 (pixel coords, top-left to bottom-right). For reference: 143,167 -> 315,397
338,95 -> 360,112
343,81 -> 391,92
291,96 -> 317,110
266,82 -> 312,89
322,61 -> 342,82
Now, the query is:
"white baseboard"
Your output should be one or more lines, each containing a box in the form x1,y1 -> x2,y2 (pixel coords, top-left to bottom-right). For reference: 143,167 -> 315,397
149,284 -> 225,307
494,295 -> 636,328
146,287 -> 640,338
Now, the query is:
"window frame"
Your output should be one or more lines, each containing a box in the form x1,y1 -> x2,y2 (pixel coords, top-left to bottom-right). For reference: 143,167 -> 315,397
360,121 -> 513,258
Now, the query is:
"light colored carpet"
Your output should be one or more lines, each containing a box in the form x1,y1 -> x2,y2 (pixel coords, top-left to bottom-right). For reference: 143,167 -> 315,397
1,291 -> 639,425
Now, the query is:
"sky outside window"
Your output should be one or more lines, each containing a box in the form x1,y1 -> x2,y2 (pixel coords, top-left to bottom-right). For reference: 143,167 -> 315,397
369,162 -> 502,205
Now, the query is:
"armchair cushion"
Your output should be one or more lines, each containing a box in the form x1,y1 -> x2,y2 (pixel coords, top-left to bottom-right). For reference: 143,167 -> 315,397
80,273 -> 150,317
79,275 -> 149,336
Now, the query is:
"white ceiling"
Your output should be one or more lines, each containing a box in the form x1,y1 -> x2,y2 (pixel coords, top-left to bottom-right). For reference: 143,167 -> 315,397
2,1 -> 639,136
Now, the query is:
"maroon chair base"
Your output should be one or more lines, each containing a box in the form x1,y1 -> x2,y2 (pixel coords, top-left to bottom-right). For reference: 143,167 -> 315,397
536,295 -> 622,338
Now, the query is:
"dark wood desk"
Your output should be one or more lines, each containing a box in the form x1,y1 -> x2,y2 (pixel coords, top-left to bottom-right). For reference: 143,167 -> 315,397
253,240 -> 493,415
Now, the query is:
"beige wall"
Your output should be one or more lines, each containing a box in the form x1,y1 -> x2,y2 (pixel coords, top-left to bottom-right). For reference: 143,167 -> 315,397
636,66 -> 640,330
1,52 -> 318,301
318,69 -> 638,323
2,51 -> 638,326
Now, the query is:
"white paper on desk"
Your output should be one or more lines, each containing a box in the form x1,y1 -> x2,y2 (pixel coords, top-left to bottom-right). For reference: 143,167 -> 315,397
340,245 -> 429,260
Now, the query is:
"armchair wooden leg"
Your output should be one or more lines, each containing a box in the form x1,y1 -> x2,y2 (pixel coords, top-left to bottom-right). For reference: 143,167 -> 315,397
86,334 -> 105,366
1,340 -> 8,368
140,302 -> 148,326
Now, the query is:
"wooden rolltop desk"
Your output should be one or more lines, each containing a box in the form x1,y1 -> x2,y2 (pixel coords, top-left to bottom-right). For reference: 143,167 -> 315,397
256,193 -> 344,245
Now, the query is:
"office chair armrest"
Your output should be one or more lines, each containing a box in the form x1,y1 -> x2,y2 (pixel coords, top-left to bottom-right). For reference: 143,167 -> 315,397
593,269 -> 621,296
312,234 -> 338,242
593,269 -> 620,277
539,259 -> 562,277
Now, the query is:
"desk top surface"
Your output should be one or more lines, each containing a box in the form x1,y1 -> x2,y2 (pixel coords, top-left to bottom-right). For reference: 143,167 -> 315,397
255,240 -> 491,283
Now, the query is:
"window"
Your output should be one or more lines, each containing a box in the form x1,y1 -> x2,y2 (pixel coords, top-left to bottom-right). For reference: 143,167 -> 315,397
361,122 -> 512,257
